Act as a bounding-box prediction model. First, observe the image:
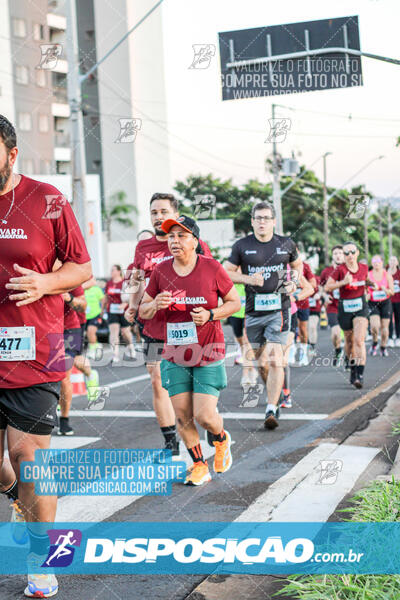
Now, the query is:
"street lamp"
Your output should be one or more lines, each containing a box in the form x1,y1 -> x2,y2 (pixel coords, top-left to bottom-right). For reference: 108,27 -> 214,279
323,152 -> 332,265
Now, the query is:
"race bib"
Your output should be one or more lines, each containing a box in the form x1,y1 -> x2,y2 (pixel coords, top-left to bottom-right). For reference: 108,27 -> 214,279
254,293 -> 282,311
343,298 -> 363,313
309,298 -> 317,308
167,321 -> 198,345
333,289 -> 340,300
394,281 -> 400,293
108,288 -> 121,294
0,326 -> 35,361
240,297 -> 246,307
109,303 -> 124,314
371,290 -> 387,302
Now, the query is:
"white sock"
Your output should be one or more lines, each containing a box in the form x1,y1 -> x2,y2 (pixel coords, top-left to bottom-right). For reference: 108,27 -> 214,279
266,403 -> 277,414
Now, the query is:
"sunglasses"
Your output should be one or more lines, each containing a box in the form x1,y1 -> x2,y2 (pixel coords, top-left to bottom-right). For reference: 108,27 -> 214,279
344,250 -> 357,256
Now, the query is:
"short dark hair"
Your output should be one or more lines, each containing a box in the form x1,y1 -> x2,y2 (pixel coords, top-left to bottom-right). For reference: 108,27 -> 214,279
0,115 -> 17,151
332,245 -> 343,252
251,201 -> 275,219
150,193 -> 178,212
343,241 -> 358,249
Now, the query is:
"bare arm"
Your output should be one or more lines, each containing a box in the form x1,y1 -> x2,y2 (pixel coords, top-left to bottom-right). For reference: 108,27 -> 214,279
190,286 -> 241,326
224,261 -> 265,287
325,275 -> 348,292
139,291 -> 172,320
63,293 -> 87,313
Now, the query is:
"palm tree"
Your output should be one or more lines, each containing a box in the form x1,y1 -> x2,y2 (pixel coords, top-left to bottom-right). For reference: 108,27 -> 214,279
103,190 -> 137,241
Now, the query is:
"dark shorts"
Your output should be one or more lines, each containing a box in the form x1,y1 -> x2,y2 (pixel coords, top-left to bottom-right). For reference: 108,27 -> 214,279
64,327 -> 82,362
137,320 -> 164,364
0,382 -> 60,435
309,311 -> 320,318
297,308 -> 310,322
86,315 -> 102,327
246,308 -> 291,347
79,323 -> 85,353
338,296 -> 369,331
108,313 -> 131,328
227,316 -> 244,339
368,298 -> 392,319
328,312 -> 339,328
290,311 -> 298,334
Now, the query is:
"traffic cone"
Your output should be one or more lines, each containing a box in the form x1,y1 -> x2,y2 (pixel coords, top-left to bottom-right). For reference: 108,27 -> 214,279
71,365 -> 87,397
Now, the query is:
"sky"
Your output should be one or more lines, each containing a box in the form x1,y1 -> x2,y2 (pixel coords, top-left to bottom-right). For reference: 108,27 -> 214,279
157,0 -> 400,199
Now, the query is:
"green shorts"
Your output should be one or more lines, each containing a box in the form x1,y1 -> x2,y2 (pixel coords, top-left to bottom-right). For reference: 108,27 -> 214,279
160,359 -> 227,398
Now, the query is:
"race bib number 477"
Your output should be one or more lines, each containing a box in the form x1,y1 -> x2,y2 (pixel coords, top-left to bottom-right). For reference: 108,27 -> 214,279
0,326 -> 35,361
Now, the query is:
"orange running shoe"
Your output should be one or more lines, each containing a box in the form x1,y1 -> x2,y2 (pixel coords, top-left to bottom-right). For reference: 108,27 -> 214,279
213,430 -> 232,473
184,461 -> 211,486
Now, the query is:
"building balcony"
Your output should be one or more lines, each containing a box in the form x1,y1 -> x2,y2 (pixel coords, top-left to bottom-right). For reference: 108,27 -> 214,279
54,147 -> 71,162
47,13 -> 66,30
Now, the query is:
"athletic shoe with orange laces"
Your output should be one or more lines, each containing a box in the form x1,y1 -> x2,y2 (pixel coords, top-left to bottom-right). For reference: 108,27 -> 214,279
184,461 -> 211,486
213,430 -> 232,474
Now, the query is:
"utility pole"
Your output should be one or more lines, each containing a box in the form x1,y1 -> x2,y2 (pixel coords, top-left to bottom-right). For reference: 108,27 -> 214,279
271,104 -> 283,234
388,200 -> 393,258
322,152 -> 332,265
363,203 -> 369,261
65,0 -> 88,240
377,208 -> 384,257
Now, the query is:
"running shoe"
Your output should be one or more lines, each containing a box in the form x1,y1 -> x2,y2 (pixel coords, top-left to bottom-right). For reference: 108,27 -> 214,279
234,355 -> 243,365
396,339 -> 400,348
280,390 -> 292,409
369,344 -> 378,357
264,407 -> 280,430
184,461 -> 211,486
240,373 -> 252,386
57,417 -> 74,436
354,376 -> 363,389
333,348 -> 342,367
388,338 -> 395,348
11,500 -> 28,545
213,430 -> 232,474
25,554 -> 58,598
381,348 -> 389,357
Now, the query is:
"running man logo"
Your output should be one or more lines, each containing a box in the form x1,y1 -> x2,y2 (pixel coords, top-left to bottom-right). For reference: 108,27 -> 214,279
265,118 -> 291,143
86,386 -> 110,411
43,195 -> 67,219
188,44 -> 216,69
240,384 -> 264,408
115,118 -> 142,143
346,195 -> 369,219
276,268 -> 299,294
36,44 -> 62,70
193,194 -> 216,219
42,529 -> 82,568
316,459 -> 343,485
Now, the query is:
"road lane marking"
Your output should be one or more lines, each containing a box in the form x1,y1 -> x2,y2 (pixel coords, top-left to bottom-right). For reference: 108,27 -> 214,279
68,410 -> 328,420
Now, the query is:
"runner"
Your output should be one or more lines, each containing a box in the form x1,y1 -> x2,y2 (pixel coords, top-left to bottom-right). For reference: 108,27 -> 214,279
83,276 -> 104,359
308,275 -> 322,352
320,245 -> 345,367
224,201 -> 302,429
227,280 -> 258,385
104,265 -> 136,363
367,255 -> 393,357
325,241 -> 372,389
388,255 -> 400,347
0,115 -> 91,598
295,261 -> 316,363
139,215 -> 240,485
124,193 -> 212,456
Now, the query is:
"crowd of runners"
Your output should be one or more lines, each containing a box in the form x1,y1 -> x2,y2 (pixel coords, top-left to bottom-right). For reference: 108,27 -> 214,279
0,114 -> 399,597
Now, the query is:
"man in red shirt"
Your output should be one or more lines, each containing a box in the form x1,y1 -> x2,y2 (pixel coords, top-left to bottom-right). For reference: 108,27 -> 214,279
124,193 -> 212,456
320,245 -> 344,366
296,261 -> 317,343
0,115 -> 91,597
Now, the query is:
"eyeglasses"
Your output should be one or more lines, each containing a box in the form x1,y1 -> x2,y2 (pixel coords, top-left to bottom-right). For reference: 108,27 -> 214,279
343,250 -> 357,256
253,216 -> 274,222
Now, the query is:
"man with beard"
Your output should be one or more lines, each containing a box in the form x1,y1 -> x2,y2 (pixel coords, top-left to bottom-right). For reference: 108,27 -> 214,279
0,115 -> 91,597
124,193 -> 212,456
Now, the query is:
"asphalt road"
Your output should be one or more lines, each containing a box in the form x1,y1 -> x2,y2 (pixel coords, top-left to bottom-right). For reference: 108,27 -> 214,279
1,326 -> 400,599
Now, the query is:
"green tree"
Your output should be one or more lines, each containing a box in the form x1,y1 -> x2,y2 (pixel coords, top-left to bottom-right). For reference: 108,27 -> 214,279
103,190 -> 137,242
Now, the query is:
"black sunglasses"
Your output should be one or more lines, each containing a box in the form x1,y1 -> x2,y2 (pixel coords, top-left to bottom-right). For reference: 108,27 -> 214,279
344,250 -> 357,256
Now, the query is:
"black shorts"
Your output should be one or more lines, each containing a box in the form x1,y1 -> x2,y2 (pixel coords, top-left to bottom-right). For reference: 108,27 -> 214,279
86,315 -> 102,327
290,311 -> 298,334
137,320 -> 164,364
309,311 -> 320,318
108,313 -> 131,328
227,316 -> 244,339
368,298 -> 392,319
0,382 -> 60,435
338,296 -> 369,331
297,308 -> 310,322
328,312 -> 339,328
79,323 -> 85,353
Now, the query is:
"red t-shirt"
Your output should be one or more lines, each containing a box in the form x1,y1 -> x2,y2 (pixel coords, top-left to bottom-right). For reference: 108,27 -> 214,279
128,235 -> 212,340
64,286 -> 85,330
105,279 -> 124,312
0,175 -> 90,388
330,263 -> 368,299
309,275 -> 321,313
391,268 -> 400,303
296,262 -> 315,310
145,255 -> 233,366
320,265 -> 340,314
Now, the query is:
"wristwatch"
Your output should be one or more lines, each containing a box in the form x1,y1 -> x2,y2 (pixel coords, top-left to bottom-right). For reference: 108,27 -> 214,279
66,294 -> 74,305
208,309 -> 214,322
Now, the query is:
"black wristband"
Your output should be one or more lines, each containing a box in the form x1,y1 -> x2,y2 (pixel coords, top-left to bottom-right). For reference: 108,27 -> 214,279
208,309 -> 214,322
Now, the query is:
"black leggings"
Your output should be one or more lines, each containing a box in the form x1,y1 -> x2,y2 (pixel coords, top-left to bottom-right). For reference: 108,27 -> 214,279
389,303 -> 400,338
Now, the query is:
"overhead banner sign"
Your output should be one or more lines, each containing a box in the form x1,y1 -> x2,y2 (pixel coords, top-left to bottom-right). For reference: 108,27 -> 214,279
218,16 -> 363,100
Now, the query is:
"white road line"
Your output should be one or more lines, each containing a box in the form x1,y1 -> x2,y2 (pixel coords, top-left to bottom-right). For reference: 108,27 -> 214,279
3,436 -> 100,459
68,410 -> 328,420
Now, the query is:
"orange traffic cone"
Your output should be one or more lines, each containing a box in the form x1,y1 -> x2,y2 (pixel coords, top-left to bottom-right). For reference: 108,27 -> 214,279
71,365 -> 87,397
